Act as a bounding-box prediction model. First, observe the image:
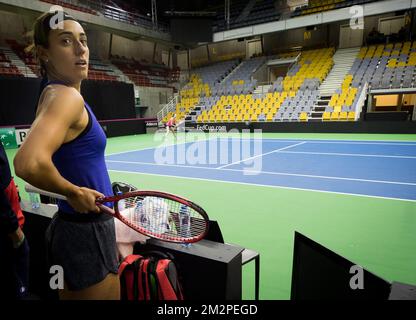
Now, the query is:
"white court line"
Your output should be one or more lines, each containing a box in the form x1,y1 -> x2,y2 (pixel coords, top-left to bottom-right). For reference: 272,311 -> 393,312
106,160 -> 216,171
216,141 -> 306,169
231,138 -> 416,146
277,150 -> 416,159
106,159 -> 416,186
233,168 -> 416,186
105,137 -> 215,157
106,144 -> 177,157
107,169 -> 416,203
106,138 -> 416,157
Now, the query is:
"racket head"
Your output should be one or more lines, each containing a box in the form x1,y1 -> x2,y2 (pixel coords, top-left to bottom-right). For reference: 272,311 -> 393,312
101,191 -> 209,243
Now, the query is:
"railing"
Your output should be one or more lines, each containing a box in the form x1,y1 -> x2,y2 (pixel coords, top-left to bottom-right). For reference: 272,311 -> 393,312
354,82 -> 369,121
252,84 -> 272,95
157,94 -> 180,125
39,0 -> 169,33
286,52 -> 301,74
220,60 -> 243,84
40,0 -> 98,15
214,0 -> 380,32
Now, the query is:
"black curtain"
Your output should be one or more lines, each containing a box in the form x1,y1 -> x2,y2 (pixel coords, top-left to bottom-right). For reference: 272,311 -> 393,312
0,77 -> 136,126
81,80 -> 136,120
0,76 -> 40,126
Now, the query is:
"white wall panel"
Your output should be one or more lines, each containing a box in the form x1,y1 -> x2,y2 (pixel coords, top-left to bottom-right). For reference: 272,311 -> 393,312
285,14 -> 322,29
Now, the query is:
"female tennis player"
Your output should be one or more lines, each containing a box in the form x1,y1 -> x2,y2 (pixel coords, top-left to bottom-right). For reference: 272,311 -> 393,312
14,11 -> 119,300
165,114 -> 177,138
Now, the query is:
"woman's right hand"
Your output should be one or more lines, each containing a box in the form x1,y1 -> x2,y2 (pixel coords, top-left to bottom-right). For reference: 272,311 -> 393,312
66,187 -> 104,213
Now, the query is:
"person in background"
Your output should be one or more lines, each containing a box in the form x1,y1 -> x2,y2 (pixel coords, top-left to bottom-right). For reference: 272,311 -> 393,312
165,114 -> 177,138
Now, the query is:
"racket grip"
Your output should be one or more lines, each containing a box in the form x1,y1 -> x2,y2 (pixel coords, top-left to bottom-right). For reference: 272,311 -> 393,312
97,204 -> 115,215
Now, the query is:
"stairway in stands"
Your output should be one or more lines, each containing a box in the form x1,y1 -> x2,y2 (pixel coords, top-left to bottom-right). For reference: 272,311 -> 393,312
253,84 -> 271,96
309,46 -> 360,122
2,47 -> 37,78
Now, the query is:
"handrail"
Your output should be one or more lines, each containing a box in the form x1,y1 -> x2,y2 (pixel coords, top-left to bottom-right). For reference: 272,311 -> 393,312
214,0 -> 379,31
157,94 -> 179,125
354,82 -> 369,120
39,0 -> 169,33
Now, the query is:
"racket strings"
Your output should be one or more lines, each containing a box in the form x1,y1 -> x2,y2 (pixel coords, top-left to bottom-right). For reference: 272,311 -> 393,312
118,196 -> 206,240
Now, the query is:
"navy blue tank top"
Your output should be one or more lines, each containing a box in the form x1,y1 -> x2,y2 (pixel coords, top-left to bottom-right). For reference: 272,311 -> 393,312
45,81 -> 113,213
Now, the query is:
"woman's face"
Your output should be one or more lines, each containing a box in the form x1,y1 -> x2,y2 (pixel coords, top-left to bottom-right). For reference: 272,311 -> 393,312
41,20 -> 89,83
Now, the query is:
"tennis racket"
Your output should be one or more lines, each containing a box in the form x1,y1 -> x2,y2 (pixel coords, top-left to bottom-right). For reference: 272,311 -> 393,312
25,184 -> 209,244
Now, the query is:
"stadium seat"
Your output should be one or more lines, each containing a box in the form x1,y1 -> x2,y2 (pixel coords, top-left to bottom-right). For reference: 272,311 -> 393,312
347,112 -> 356,121
330,112 -> 339,121
339,112 -> 348,121
322,112 -> 331,121
299,112 -> 308,122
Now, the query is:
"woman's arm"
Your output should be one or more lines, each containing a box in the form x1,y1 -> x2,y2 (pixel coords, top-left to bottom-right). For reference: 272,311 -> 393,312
14,86 -> 103,213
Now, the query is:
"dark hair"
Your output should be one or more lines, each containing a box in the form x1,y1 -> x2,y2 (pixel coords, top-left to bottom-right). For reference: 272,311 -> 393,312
26,11 -> 77,78
26,11 -> 77,98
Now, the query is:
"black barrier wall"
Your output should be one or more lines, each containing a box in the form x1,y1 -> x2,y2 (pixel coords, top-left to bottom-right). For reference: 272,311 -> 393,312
0,77 -> 39,126
100,119 -> 146,137
0,76 -> 136,126
81,80 -> 136,120
187,121 -> 416,134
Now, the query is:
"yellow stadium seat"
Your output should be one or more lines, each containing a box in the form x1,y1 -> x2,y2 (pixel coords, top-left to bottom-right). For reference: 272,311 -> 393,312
330,112 -> 339,121
322,112 -> 331,121
339,112 -> 348,121
345,99 -> 353,106
270,107 -> 278,114
299,112 -> 308,122
264,114 -> 272,121
347,112 -> 355,121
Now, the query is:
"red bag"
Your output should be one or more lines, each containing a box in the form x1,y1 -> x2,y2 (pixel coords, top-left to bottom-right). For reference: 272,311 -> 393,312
119,252 -> 184,300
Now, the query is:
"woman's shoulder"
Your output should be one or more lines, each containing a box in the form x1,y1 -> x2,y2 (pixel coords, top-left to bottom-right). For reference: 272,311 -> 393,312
44,83 -> 83,101
38,84 -> 84,114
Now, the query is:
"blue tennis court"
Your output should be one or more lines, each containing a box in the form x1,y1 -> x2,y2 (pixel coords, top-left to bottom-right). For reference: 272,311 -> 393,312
105,138 -> 416,202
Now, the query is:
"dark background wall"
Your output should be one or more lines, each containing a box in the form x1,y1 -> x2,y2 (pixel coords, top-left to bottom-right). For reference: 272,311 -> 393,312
81,80 -> 136,120
0,77 -> 39,126
0,76 -> 136,126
